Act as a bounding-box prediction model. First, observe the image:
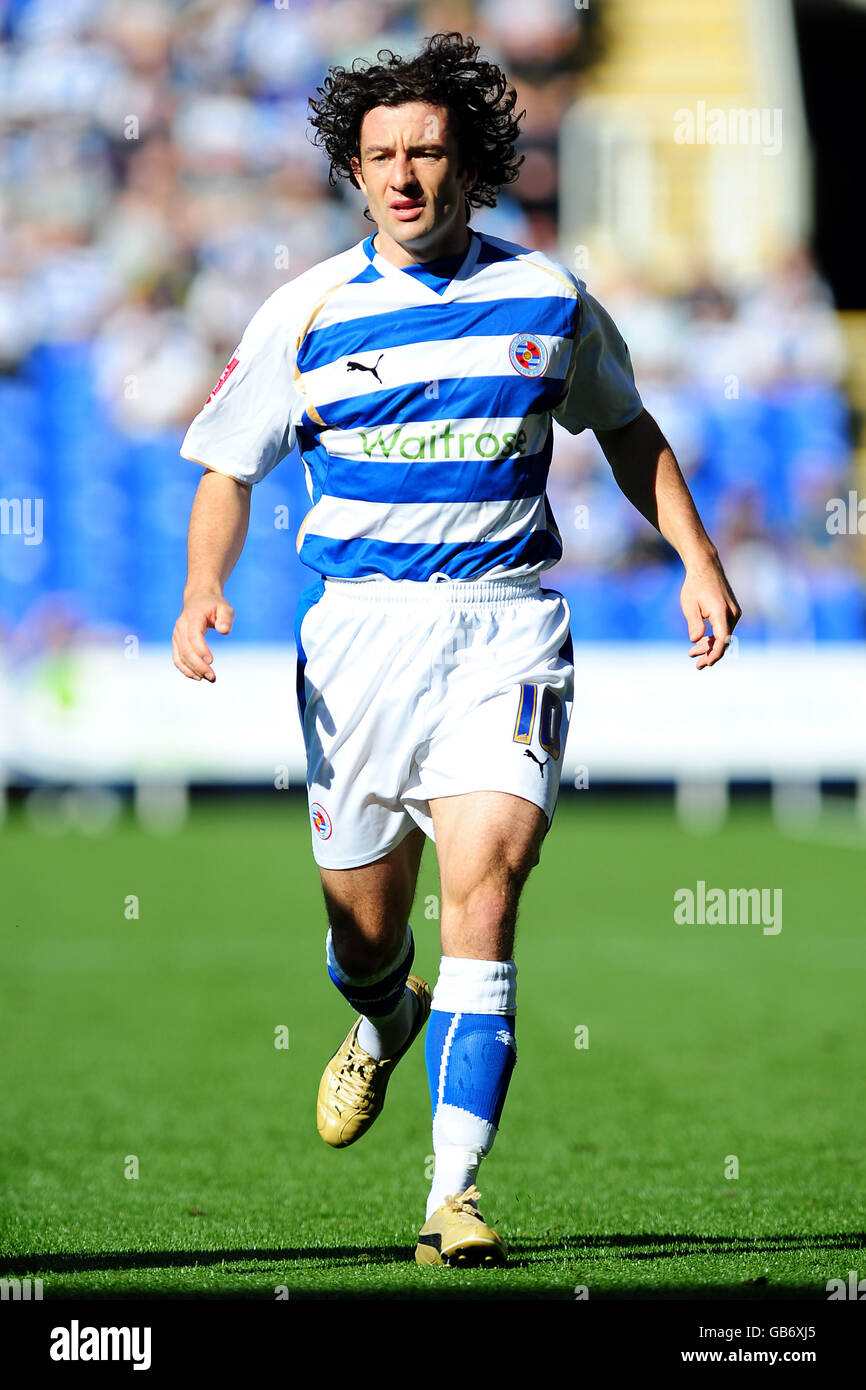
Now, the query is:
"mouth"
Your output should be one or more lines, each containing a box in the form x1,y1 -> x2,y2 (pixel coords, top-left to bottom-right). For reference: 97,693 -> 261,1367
389,200 -> 425,221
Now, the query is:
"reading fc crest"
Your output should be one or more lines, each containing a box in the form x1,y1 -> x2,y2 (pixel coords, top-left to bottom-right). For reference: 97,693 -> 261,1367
509,333 -> 549,378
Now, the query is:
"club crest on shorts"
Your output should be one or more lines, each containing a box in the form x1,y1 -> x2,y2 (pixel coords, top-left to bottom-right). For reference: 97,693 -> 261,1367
509,333 -> 549,378
310,802 -> 333,840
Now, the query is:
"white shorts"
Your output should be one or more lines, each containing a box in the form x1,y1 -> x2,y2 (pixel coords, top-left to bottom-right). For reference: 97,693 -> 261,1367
296,574 -> 574,869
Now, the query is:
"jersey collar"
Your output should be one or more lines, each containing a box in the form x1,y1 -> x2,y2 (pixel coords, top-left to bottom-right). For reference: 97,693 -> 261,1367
362,230 -> 481,302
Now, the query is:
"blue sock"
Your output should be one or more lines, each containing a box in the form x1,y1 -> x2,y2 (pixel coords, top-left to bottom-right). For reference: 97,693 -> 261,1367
424,957 -> 517,1217
326,924 -> 413,1016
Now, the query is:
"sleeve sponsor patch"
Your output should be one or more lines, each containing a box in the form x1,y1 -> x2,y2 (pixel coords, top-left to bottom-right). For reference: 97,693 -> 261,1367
205,353 -> 240,405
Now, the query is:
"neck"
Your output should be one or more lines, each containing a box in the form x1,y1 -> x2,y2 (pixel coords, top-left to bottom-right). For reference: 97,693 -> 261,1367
372,224 -> 471,269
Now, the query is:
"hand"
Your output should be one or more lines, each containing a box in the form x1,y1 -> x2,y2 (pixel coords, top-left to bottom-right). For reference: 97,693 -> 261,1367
172,590 -> 235,682
681,555 -> 741,669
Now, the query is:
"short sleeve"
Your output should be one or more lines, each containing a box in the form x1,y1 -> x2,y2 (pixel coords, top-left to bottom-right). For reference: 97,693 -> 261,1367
180,291 -> 304,484
553,283 -> 643,435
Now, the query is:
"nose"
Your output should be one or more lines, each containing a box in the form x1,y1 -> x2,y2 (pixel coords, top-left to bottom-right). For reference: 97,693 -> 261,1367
391,151 -> 419,188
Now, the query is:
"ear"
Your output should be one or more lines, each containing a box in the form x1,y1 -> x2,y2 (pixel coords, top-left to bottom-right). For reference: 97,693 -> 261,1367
350,154 -> 366,193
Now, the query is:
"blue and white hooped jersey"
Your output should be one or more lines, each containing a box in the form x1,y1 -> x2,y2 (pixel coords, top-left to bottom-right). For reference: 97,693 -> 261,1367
181,230 -> 643,582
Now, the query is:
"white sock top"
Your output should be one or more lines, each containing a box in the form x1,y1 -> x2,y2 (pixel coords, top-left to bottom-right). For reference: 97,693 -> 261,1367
430,955 -> 517,1015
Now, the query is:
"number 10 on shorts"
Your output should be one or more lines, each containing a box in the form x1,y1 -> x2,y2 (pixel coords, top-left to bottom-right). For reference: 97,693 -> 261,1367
513,683 -> 562,759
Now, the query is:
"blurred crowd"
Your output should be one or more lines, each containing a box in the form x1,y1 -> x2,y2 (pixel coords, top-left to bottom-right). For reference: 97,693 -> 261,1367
0,0 -> 862,648
550,245 -> 861,641
0,0 -> 588,404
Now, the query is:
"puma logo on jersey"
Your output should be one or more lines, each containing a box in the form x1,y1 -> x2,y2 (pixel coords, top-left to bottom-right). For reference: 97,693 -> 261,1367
524,749 -> 550,777
346,353 -> 384,384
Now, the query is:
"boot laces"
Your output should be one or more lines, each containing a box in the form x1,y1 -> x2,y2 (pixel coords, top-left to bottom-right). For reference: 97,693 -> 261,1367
335,1052 -> 378,1110
443,1185 -> 483,1216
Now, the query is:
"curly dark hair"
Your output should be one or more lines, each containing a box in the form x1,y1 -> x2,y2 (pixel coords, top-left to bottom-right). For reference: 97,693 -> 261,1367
308,32 -> 524,210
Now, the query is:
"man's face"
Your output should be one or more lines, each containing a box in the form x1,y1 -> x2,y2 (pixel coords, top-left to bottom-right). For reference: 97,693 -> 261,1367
351,102 -> 474,264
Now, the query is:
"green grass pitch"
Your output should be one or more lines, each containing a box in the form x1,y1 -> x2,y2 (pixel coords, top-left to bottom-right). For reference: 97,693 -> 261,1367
1,794 -> 863,1299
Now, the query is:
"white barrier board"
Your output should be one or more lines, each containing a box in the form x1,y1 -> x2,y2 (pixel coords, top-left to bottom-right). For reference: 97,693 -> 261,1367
1,643 -> 864,784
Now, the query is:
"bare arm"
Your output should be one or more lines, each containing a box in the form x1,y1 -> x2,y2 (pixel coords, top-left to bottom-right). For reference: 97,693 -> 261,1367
595,408 -> 741,668
172,469 -> 251,682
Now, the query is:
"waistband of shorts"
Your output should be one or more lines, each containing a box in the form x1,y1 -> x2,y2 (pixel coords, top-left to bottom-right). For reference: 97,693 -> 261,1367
322,574 -> 544,605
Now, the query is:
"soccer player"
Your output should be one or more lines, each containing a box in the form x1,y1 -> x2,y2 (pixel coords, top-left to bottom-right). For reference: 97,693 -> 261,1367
173,33 -> 741,1267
